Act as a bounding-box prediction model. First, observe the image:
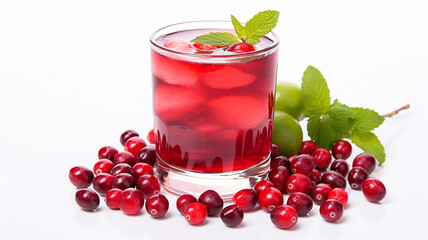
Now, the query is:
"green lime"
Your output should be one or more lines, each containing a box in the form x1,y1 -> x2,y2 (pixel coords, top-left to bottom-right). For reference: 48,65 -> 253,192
272,111 -> 303,157
275,81 -> 304,121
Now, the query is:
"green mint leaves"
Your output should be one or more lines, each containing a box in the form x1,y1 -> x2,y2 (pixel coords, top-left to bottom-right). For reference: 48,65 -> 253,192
302,66 -> 386,164
190,10 -> 279,46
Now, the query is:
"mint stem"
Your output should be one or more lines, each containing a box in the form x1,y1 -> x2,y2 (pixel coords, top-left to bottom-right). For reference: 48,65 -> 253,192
381,104 -> 410,118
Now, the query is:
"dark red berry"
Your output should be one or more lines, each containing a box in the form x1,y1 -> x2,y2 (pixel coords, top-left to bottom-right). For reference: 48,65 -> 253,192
112,173 -> 135,190
310,183 -> 332,205
98,146 -> 118,161
348,167 -> 369,190
176,194 -> 197,214
75,189 -> 99,211
289,154 -> 315,175
105,188 -> 123,209
93,159 -> 114,176
312,148 -> 332,170
227,42 -> 256,53
320,199 -> 343,222
353,153 -> 376,174
288,155 -> 297,162
271,144 -> 282,159
147,129 -> 155,144
198,189 -> 224,216
132,163 -> 153,179
270,205 -> 298,229
328,188 -> 348,207
92,173 -> 114,196
268,166 -> 290,192
113,151 -> 136,166
254,180 -> 275,196
69,166 -> 94,188
111,163 -> 134,176
184,202 -> 207,225
124,137 -> 147,159
136,175 -> 161,199
138,145 -> 156,166
362,178 -> 386,202
330,159 -> 350,177
321,171 -> 347,190
146,194 -> 169,218
308,169 -> 321,187
220,205 -> 244,227
285,173 -> 312,195
118,188 -> 144,215
232,189 -> 257,212
270,156 -> 290,169
258,187 -> 284,213
332,140 -> 352,160
287,192 -> 313,216
120,129 -> 139,146
299,140 -> 317,155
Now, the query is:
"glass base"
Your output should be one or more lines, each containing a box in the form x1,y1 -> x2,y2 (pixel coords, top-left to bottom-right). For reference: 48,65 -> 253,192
156,156 -> 270,200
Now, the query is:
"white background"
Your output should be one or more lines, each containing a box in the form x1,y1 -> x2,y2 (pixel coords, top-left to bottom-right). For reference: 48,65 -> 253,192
1,0 -> 427,239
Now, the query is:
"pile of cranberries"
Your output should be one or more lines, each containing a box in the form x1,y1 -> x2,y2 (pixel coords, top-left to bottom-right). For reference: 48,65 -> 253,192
69,130 -> 386,229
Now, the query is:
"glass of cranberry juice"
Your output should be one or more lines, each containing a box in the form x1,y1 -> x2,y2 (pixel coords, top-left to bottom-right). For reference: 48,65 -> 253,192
150,21 -> 279,199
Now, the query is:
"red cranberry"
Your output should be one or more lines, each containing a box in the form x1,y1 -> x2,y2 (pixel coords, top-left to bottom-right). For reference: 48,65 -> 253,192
113,151 -> 136,166
93,159 -> 114,176
289,154 -> 315,175
330,159 -> 350,177
258,187 -> 284,213
184,202 -> 207,225
321,171 -> 347,190
312,148 -> 332,170
98,146 -> 118,161
270,205 -> 298,229
310,183 -> 332,205
353,153 -> 377,174
75,189 -> 99,211
120,129 -> 139,146
112,173 -> 135,190
271,144 -> 282,159
271,156 -> 290,169
254,180 -> 275,196
111,163 -> 134,176
220,205 -> 244,227
328,188 -> 348,207
268,166 -> 290,192
232,189 -> 257,212
147,129 -> 155,144
92,173 -> 114,196
320,199 -> 343,222
287,192 -> 313,216
227,42 -> 256,53
136,175 -> 161,199
362,178 -> 386,203
119,188 -> 144,215
308,169 -> 321,187
124,137 -> 147,159
132,163 -> 153,179
138,145 -> 156,166
69,166 -> 94,188
105,188 -> 123,209
332,140 -> 352,160
198,190 -> 224,216
348,167 -> 369,190
176,194 -> 197,214
288,155 -> 297,162
299,140 -> 317,155
146,194 -> 169,218
285,173 -> 312,195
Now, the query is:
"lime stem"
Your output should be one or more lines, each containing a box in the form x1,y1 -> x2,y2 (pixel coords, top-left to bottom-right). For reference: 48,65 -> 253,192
381,104 -> 410,118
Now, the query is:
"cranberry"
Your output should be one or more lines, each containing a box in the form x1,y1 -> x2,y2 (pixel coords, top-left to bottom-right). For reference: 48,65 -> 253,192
93,159 -> 114,176
288,155 -> 297,162
299,140 -> 317,155
105,188 -> 123,209
270,205 -> 298,229
271,156 -> 290,169
227,42 -> 256,53
254,180 -> 275,196
113,151 -> 136,166
287,192 -> 313,216
310,183 -> 332,205
353,153 -> 377,174
332,140 -> 352,160
258,187 -> 284,213
147,129 -> 155,144
146,194 -> 169,218
232,189 -> 257,212
112,173 -> 135,190
132,163 -> 153,179
271,144 -> 282,159
176,194 -> 197,214
289,154 -> 315,175
119,188 -> 144,215
285,173 -> 312,195
124,137 -> 147,159
75,189 -> 99,211
268,166 -> 290,192
98,146 -> 118,161
328,188 -> 348,207
111,163 -> 134,176
136,175 -> 161,199
308,169 -> 321,187
184,202 -> 207,225
330,159 -> 350,177
220,205 -> 244,227
320,199 -> 343,222
312,148 -> 332,170
92,173 -> 114,196
138,145 -> 156,166
348,167 -> 369,190
69,166 -> 94,188
362,178 -> 386,202
321,171 -> 347,190
198,189 -> 224,216
120,129 -> 139,146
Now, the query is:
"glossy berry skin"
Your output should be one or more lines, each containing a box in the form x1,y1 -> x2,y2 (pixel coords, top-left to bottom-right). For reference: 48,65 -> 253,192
112,173 -> 135,190
132,163 -> 153,179
111,163 -> 134,176
299,140 -> 317,155
289,154 -> 315,175
92,173 -> 114,196
268,166 -> 290,192
312,148 -> 332,170
147,129 -> 155,144
75,189 -> 100,211
176,194 -> 197,214
232,189 -> 257,212
198,190 -> 224,216
254,180 -> 275,196
270,205 -> 298,229
287,192 -> 313,216
146,194 -> 169,218
332,140 -> 352,160
220,205 -> 244,227
348,167 -> 369,190
271,156 -> 290,169
271,144 -> 282,159
310,183 -> 332,205
288,155 -> 297,162
119,188 -> 144,215
328,188 -> 348,207
136,175 -> 161,199
362,178 -> 386,202
227,42 -> 256,53
69,166 -> 94,188
321,171 -> 347,190
184,202 -> 207,225
105,188 -> 123,209
98,146 -> 118,161
138,145 -> 157,166
93,159 -> 114,176
258,187 -> 284,213
113,151 -> 136,166
320,199 -> 343,222
120,129 -> 139,146
330,159 -> 350,177
308,169 -> 321,187
353,153 -> 376,174
124,137 -> 147,159
285,173 -> 312,195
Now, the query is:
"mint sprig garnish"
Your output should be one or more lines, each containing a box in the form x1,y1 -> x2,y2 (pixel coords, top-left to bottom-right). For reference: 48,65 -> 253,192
190,10 -> 279,46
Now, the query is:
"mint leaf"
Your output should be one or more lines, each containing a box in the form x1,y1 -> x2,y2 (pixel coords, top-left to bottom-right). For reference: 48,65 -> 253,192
307,115 -> 347,149
328,105 -> 355,137
349,130 -> 386,164
352,107 -> 384,132
244,10 -> 279,45
301,66 -> 331,118
190,32 -> 240,46
231,15 -> 245,40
